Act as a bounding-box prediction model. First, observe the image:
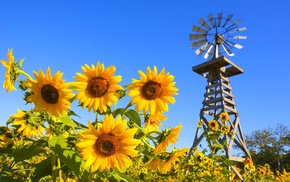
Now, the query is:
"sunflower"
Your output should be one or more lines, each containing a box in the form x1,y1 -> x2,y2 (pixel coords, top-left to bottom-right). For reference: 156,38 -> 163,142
153,124 -> 182,154
208,120 -> 219,131
213,166 -> 223,176
73,62 -> 122,113
144,112 -> 167,133
194,152 -> 204,164
244,157 -> 254,167
11,109 -> 44,138
147,159 -> 163,170
127,66 -> 178,114
259,168 -> 265,175
202,170 -> 211,177
1,49 -> 19,92
76,114 -> 140,172
221,124 -> 231,135
219,112 -> 229,122
0,128 -> 13,147
27,67 -> 74,117
244,164 -> 251,171
160,147 -> 188,174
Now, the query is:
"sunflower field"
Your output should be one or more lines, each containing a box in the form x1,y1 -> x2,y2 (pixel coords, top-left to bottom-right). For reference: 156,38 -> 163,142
0,49 -> 289,182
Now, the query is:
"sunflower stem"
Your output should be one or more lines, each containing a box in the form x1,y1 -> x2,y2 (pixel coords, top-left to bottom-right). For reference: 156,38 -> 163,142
120,102 -> 133,116
88,165 -> 94,182
51,152 -> 57,182
142,139 -> 155,149
58,158 -> 63,182
18,70 -> 32,80
94,113 -> 99,124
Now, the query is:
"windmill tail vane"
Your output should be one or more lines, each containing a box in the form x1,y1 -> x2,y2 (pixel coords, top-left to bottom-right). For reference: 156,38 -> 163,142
190,12 -> 247,61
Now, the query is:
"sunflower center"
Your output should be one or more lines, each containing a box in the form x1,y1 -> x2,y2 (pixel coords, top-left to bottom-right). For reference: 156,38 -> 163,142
87,77 -> 109,98
211,123 -> 216,127
41,84 -> 59,104
141,81 -> 162,100
95,133 -> 120,157
197,156 -> 203,162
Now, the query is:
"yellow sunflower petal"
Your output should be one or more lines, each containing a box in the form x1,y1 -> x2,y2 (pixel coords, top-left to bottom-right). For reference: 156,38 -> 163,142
76,140 -> 95,148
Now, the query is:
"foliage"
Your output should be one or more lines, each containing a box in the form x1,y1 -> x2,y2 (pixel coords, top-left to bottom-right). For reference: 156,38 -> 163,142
245,123 -> 290,171
1,49 -> 290,181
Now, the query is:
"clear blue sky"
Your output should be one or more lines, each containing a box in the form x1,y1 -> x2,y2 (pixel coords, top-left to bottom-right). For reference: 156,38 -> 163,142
1,0 -> 290,149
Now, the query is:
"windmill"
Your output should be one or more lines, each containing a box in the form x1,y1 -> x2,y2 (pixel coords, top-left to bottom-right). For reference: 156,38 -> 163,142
189,12 -> 250,180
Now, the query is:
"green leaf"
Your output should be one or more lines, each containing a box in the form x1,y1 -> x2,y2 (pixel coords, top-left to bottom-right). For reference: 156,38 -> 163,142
19,58 -> 25,67
212,143 -> 223,149
72,119 -> 88,129
12,145 -> 46,163
6,118 -> 14,125
79,169 -> 91,182
31,156 -> 52,182
0,147 -> 13,154
203,175 -> 215,182
223,158 -> 234,166
50,144 -> 82,177
68,109 -> 80,117
124,109 -> 141,127
48,135 -> 67,148
113,108 -> 125,118
0,176 -> 23,182
220,167 -> 230,174
59,116 -> 78,128
112,170 -> 134,182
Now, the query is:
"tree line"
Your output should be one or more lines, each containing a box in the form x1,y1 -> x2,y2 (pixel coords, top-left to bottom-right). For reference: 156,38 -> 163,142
245,123 -> 290,171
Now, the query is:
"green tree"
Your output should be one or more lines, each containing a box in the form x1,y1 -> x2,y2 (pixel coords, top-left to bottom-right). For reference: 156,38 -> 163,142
245,123 -> 290,171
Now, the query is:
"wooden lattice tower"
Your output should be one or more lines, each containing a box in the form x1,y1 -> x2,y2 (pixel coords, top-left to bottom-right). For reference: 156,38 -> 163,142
189,56 -> 251,179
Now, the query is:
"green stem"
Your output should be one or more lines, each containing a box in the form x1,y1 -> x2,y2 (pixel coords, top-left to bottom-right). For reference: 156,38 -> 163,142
18,70 -> 32,80
147,130 -> 162,136
142,139 -> 155,149
120,102 -> 133,116
51,153 -> 57,182
94,112 -> 99,123
58,158 -> 62,182
49,117 -> 58,182
88,166 -> 94,182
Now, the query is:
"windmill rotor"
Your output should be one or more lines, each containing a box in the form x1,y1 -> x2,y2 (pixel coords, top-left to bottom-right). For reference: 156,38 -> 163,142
190,12 -> 247,60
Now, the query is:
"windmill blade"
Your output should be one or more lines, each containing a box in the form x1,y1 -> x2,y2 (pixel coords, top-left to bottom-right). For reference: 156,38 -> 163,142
228,35 -> 247,39
221,43 -> 235,56
222,14 -> 234,27
226,40 -> 243,49
229,26 -> 247,33
217,12 -> 223,26
192,25 -> 208,34
195,42 -> 209,56
204,44 -> 214,60
190,39 -> 207,49
198,17 -> 211,30
226,19 -> 242,31
190,33 -> 206,40
207,13 -> 215,27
